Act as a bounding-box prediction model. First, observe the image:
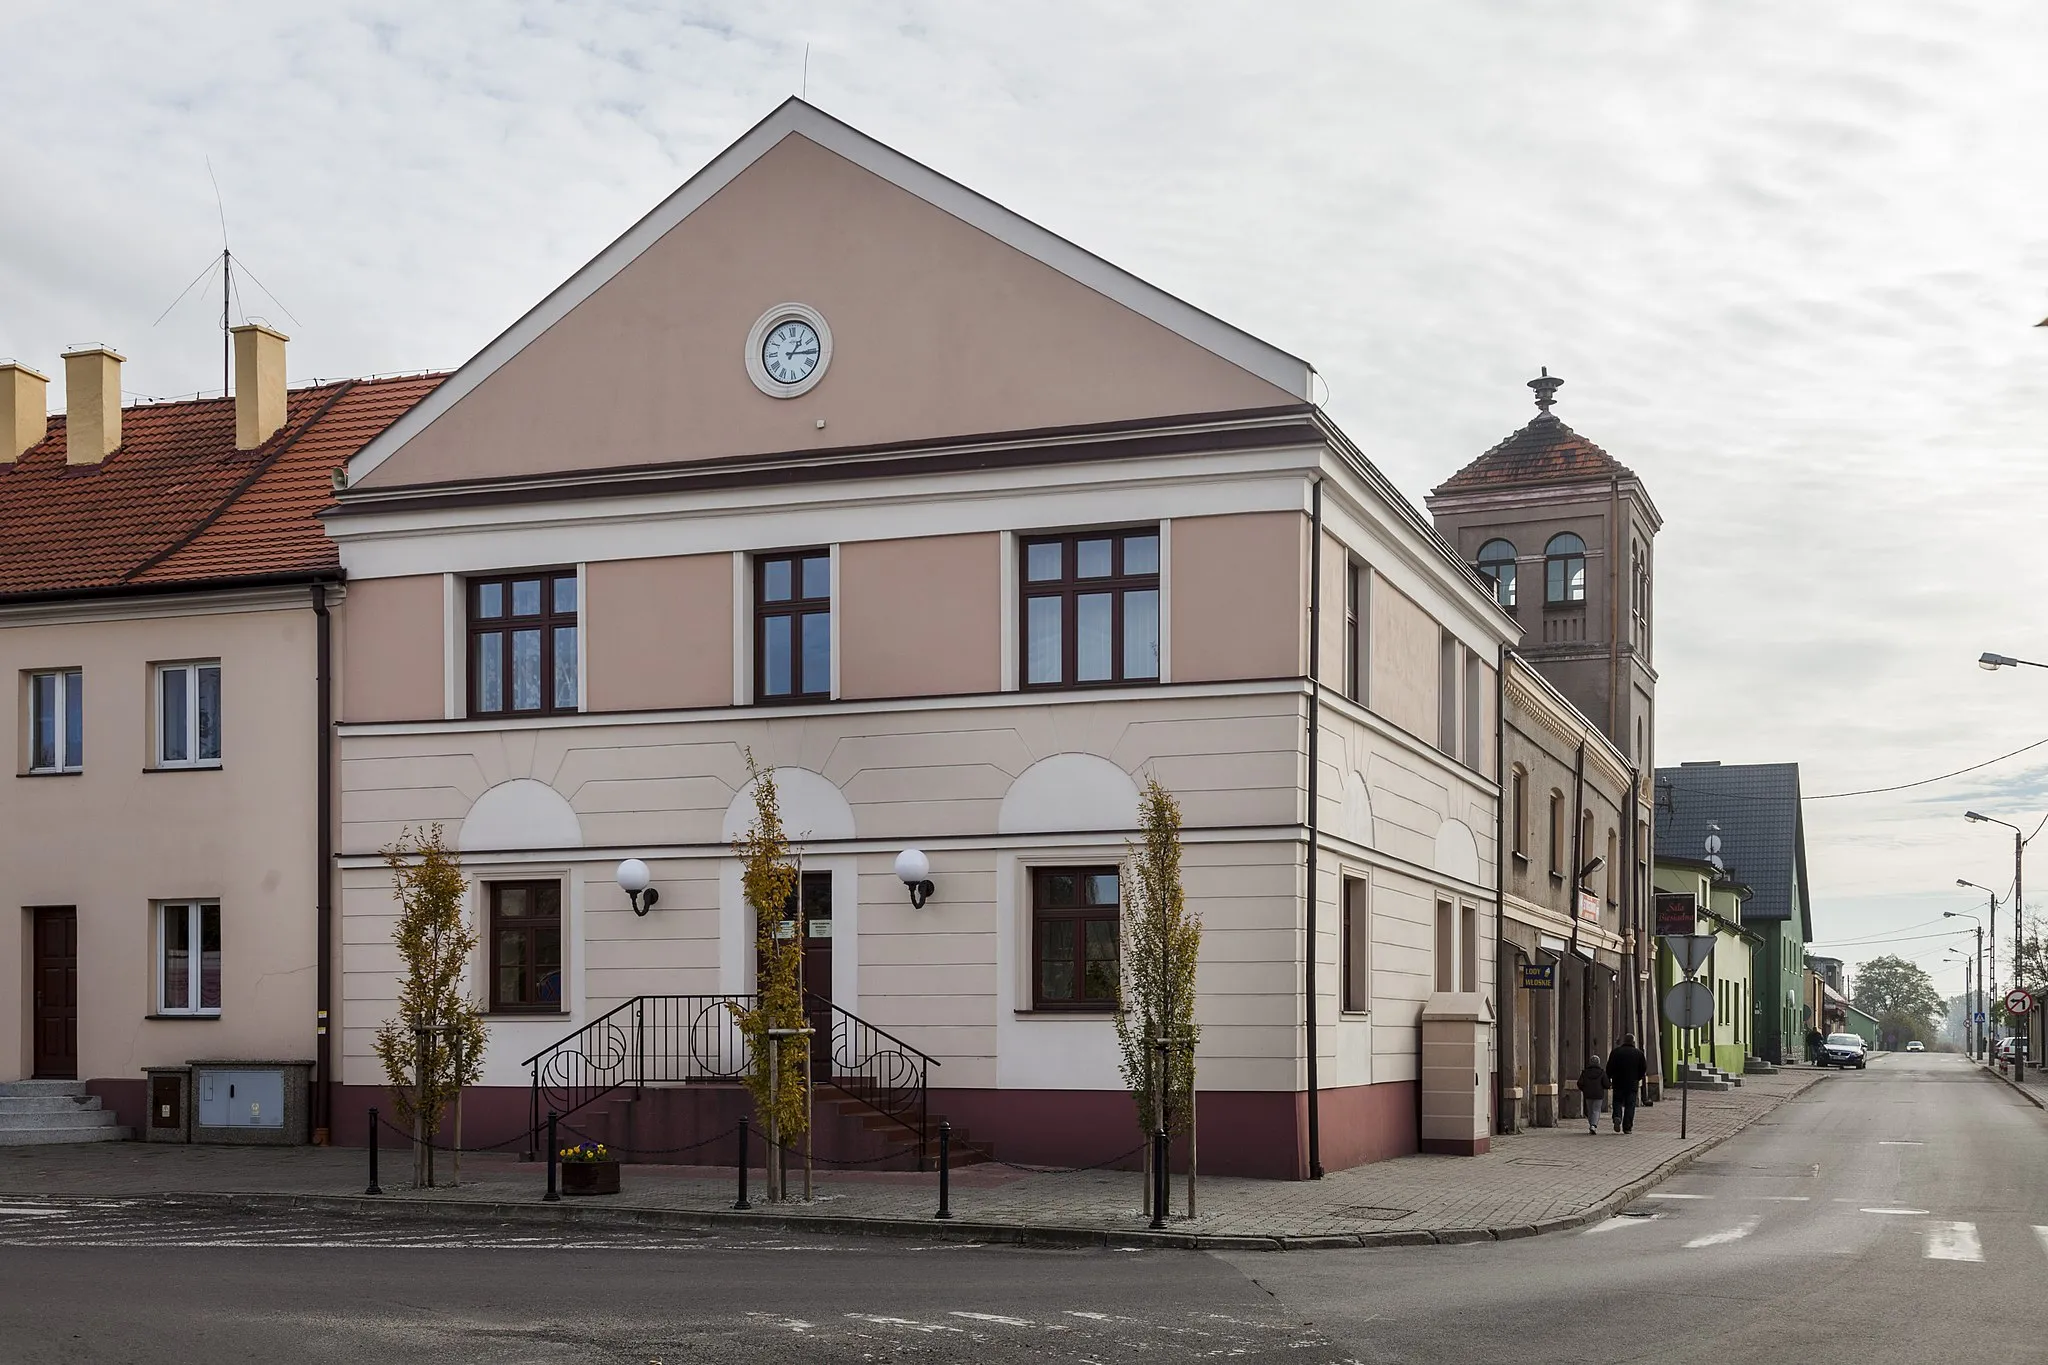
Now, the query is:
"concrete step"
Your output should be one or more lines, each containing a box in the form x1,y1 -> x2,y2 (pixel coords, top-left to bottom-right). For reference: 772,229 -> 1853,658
0,1125 -> 132,1147
0,1080 -> 89,1098
1744,1058 -> 1780,1075
0,1095 -> 105,1114
0,1107 -> 118,1131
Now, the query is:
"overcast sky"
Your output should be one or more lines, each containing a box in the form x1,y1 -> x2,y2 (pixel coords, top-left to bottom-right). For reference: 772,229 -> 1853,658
5,2 -> 2044,999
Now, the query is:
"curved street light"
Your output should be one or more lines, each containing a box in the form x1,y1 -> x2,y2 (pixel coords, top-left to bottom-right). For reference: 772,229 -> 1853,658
1964,814 -> 2032,1078
1945,903 -> 1987,1061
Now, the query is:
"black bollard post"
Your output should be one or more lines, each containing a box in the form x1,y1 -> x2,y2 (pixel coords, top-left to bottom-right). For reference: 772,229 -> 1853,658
1149,1129 -> 1168,1230
734,1116 -> 752,1211
543,1110 -> 561,1203
365,1107 -> 383,1196
935,1120 -> 953,1220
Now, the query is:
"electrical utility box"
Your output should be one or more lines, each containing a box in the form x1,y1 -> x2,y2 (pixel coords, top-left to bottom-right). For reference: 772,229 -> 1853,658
188,1061 -> 313,1145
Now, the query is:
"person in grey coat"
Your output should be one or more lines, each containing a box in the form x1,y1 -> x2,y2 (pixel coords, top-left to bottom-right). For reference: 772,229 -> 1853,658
1576,1056 -> 1609,1134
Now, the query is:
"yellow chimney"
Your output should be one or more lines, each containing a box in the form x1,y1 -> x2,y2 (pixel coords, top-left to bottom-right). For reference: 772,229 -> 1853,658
61,346 -> 124,465
0,362 -> 48,463
231,323 -> 289,450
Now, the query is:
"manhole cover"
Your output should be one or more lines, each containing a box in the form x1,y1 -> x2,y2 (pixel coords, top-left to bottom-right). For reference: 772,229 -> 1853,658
1338,1206 -> 1415,1221
1506,1157 -> 1577,1168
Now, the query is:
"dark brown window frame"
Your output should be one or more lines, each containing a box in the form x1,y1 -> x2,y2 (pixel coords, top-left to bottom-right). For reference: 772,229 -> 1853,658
1340,876 -> 1370,1013
1544,533 -> 1587,607
753,549 -> 832,704
1018,528 -> 1161,692
1029,865 -> 1121,1011
1510,765 -> 1529,862
487,880 -> 564,1014
467,569 -> 579,718
1343,562 -> 1362,703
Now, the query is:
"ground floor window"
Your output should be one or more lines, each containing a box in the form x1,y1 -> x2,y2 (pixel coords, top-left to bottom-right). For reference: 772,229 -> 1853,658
158,901 -> 221,1014
489,881 -> 562,1012
1032,867 -> 1119,1009
1341,877 -> 1370,1012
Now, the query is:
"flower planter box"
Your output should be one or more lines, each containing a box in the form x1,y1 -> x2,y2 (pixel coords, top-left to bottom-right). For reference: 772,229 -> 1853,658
561,1159 -> 621,1196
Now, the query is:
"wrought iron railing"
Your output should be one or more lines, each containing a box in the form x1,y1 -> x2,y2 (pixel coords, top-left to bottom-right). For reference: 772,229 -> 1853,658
523,992 -> 937,1163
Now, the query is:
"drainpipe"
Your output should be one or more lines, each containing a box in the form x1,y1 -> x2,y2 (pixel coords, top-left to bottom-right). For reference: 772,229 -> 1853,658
1494,645 -> 1509,1134
312,583 -> 334,1144
1304,478 -> 1324,1179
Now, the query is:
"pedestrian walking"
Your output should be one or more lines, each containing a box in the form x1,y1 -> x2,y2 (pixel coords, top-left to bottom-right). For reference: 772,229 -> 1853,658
1605,1034 -> 1649,1134
1577,1055 -> 1608,1134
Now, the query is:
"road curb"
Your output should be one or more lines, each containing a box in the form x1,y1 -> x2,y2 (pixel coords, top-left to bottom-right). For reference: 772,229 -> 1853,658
11,1076 -> 1827,1254
1979,1060 -> 2046,1110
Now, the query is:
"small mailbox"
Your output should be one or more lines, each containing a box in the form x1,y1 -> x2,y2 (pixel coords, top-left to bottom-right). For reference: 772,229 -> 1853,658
142,1067 -> 192,1144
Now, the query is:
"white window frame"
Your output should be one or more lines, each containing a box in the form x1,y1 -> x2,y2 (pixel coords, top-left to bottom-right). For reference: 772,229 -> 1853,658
155,660 -> 222,769
27,668 -> 83,773
157,900 -> 222,1016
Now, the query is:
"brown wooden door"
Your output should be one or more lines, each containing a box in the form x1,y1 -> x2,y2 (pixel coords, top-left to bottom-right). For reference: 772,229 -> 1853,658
32,907 -> 78,1079
760,873 -> 834,1079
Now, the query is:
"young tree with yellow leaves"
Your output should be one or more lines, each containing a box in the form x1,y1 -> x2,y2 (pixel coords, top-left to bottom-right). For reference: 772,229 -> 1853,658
371,825 -> 486,1188
1116,777 -> 1201,1216
725,754 -> 810,1201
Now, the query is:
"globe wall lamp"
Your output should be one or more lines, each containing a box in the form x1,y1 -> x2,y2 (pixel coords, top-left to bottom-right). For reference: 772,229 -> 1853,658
895,848 -> 936,909
616,858 -> 660,916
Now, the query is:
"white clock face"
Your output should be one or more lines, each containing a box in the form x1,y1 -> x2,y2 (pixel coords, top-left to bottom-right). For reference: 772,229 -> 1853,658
761,320 -> 821,386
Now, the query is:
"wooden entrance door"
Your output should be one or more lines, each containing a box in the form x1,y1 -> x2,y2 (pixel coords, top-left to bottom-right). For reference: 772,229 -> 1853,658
762,872 -> 834,1079
32,907 -> 78,1079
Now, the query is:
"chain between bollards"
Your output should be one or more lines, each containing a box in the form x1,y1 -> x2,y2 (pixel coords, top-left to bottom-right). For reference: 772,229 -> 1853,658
543,1110 -> 561,1203
935,1119 -> 952,1220
365,1106 -> 383,1196
733,1115 -> 752,1211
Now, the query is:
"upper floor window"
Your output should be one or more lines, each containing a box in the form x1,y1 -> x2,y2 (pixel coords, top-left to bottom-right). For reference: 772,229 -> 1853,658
1032,866 -> 1120,1009
1343,562 -> 1363,702
156,662 -> 221,768
1476,539 -> 1517,609
1020,529 -> 1159,690
1548,790 -> 1566,878
755,551 -> 831,703
1510,765 -> 1529,860
1545,534 -> 1586,605
469,571 -> 578,717
27,669 -> 82,773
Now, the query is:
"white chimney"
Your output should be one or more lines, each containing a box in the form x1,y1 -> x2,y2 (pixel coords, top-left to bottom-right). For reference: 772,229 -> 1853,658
0,362 -> 48,463
61,346 -> 124,465
232,323 -> 288,450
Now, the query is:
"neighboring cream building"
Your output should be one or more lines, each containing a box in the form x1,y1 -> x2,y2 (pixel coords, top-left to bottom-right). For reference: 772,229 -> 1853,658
323,100 -> 1515,1176
0,339 -> 439,1141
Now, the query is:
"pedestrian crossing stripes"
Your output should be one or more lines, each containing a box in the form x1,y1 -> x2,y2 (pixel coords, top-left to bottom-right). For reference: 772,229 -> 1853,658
1589,1206 -> 2048,1266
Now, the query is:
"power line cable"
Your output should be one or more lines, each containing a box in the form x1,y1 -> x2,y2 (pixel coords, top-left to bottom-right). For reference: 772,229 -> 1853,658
1805,736 -> 2048,800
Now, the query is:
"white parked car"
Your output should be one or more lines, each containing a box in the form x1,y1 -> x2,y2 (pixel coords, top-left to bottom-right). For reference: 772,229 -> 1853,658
1905,1041 -> 1925,1052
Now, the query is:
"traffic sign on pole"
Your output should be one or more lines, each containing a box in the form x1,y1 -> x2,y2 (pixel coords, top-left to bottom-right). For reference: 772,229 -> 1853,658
1662,981 -> 1714,1030
1662,933 -> 1716,978
2005,988 -> 2034,1016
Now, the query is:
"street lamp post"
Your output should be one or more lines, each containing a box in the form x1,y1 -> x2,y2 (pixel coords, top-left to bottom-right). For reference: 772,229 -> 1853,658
1947,949 -> 1972,1053
1949,893 -> 1992,1063
1964,813 -> 2029,1079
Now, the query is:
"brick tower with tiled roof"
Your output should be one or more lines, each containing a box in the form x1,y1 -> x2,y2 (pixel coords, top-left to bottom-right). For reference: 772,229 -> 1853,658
1426,372 -> 1662,769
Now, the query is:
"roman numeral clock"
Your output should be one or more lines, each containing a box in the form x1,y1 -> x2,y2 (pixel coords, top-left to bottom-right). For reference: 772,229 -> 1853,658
746,303 -> 834,399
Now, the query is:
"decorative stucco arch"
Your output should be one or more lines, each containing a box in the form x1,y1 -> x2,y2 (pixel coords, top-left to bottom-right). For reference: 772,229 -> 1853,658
458,778 -> 583,852
998,753 -> 1140,834
721,767 -> 857,842
1338,771 -> 1375,848
1433,818 -> 1480,884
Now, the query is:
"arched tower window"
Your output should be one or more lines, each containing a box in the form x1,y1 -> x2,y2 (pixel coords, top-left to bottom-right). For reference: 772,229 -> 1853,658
1476,539 -> 1517,608
1545,533 -> 1587,605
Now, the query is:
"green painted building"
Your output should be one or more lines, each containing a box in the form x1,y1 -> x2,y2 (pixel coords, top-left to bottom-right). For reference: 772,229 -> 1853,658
1653,858 -> 1761,1082
1655,762 -> 1813,1066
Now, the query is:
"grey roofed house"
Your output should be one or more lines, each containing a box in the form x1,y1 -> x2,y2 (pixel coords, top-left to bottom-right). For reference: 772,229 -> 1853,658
1653,760 -> 1813,939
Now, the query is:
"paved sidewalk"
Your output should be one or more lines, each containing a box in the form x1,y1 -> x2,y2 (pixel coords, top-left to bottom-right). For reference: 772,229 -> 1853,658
0,1068 -> 1825,1250
1981,1055 -> 2048,1109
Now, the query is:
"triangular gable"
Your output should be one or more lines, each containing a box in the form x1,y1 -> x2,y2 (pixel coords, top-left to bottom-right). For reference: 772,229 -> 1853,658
349,99 -> 1309,490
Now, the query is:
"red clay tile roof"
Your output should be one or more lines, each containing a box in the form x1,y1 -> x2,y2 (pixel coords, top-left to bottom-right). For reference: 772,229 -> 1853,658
0,374 -> 444,599
1432,412 -> 1636,497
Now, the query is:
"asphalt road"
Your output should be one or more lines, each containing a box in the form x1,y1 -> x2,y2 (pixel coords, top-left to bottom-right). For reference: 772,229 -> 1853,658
1,1053 -> 2036,1363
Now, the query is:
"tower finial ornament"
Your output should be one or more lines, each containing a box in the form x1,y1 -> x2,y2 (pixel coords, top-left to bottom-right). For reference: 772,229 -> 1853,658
1528,367 -> 1562,413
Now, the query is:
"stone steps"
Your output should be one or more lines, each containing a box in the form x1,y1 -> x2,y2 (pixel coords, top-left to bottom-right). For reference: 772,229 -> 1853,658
0,1082 -> 132,1145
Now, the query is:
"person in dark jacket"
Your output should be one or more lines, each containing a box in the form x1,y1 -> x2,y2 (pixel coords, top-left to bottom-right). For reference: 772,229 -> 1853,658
1576,1056 -> 1609,1134
1605,1035 -> 1650,1134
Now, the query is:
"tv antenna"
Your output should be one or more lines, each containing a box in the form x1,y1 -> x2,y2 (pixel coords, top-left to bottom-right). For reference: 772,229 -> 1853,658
151,159 -> 300,397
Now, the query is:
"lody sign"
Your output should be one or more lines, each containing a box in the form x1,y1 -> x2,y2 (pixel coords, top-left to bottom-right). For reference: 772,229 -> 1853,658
1520,961 -> 1556,990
